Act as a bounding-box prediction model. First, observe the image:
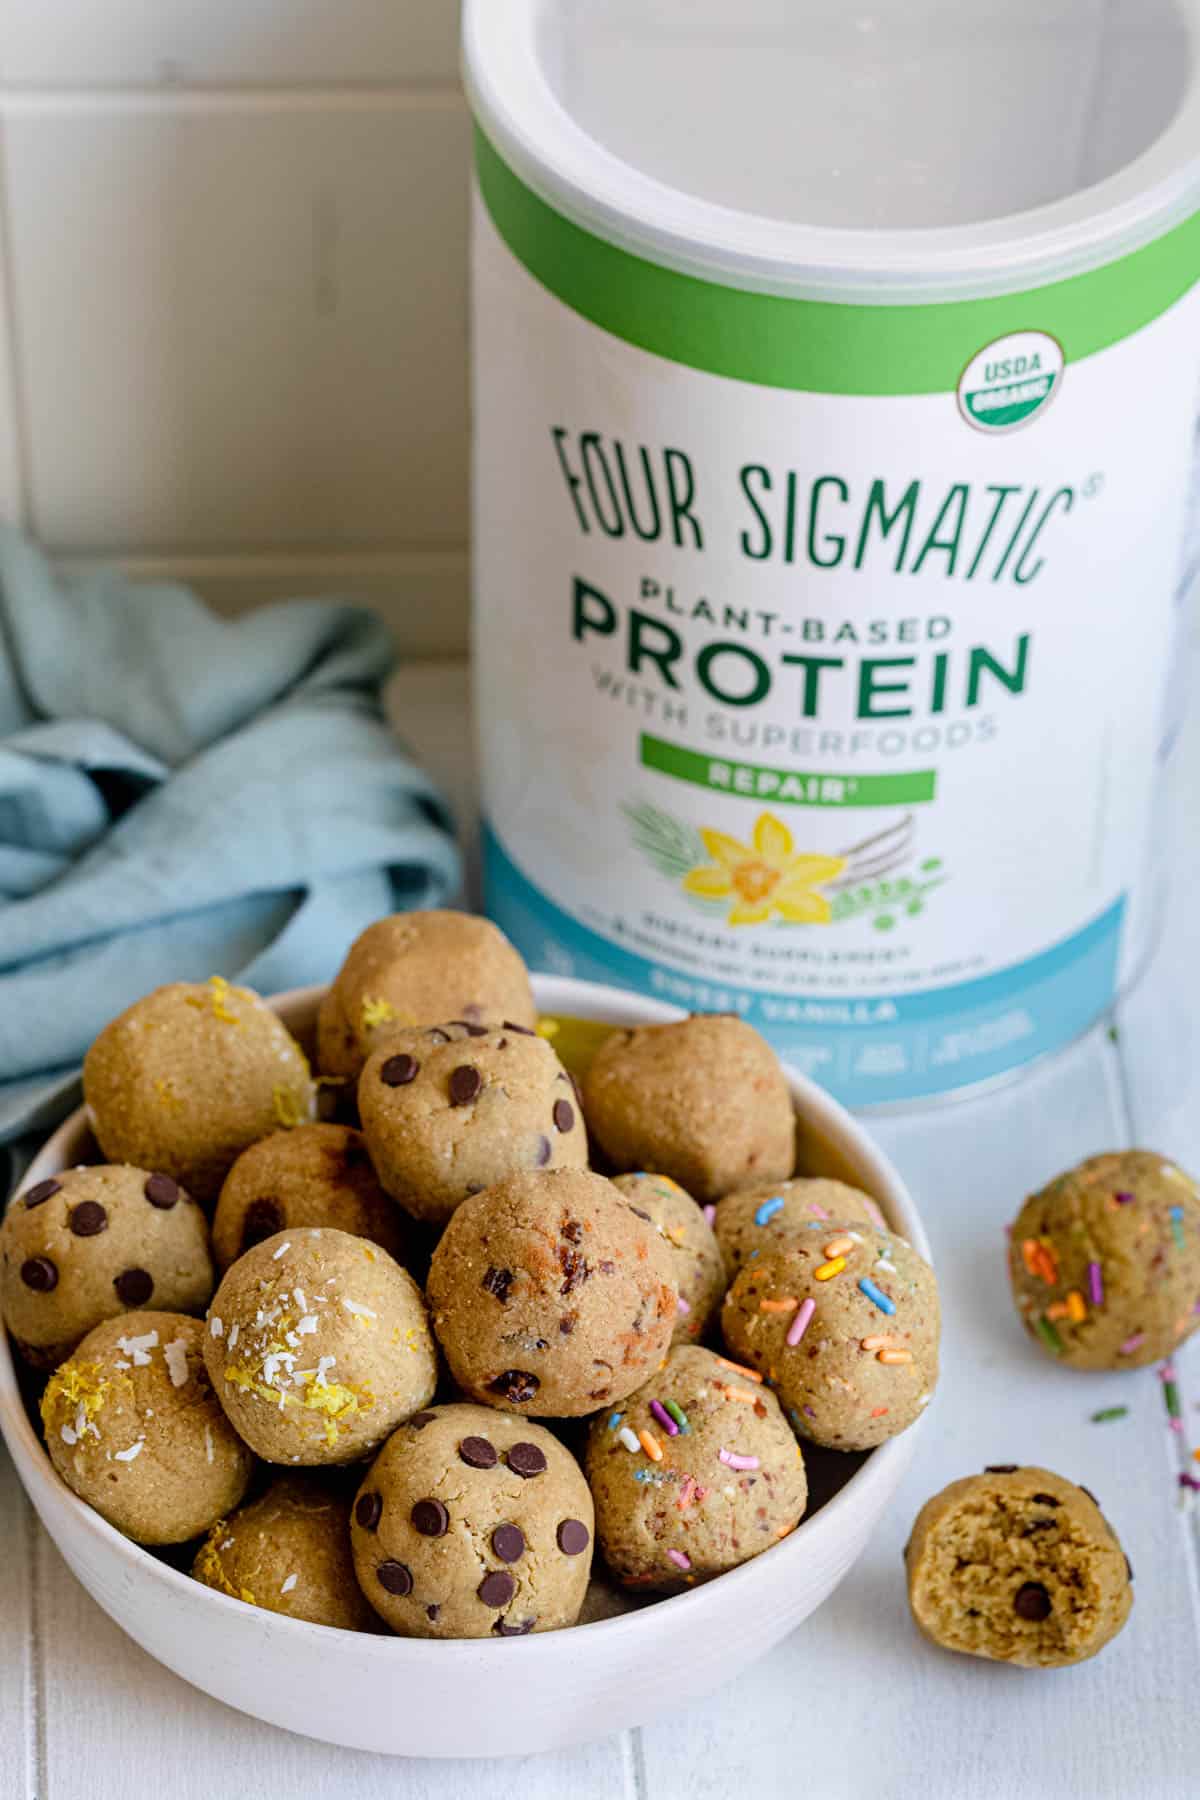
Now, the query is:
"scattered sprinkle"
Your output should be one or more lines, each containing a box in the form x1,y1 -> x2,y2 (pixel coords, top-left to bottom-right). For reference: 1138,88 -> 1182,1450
760,1296 -> 798,1314
1119,1333 -> 1147,1355
878,1349 -> 912,1365
649,1399 -> 679,1437
823,1235 -> 856,1258
1161,1365 -> 1183,1429
1091,1406 -> 1128,1423
666,1548 -> 692,1571
272,1242 -> 292,1260
858,1278 -> 895,1315
787,1297 -> 816,1347
716,1356 -> 763,1384
807,1200 -> 830,1220
755,1197 -> 785,1226
1065,1290 -> 1087,1324
163,1339 -> 190,1388
702,1205 -> 716,1227
718,1448 -> 760,1471
815,1257 -> 846,1282
1087,1262 -> 1104,1307
618,1427 -> 641,1454
1115,1191 -> 1135,1205
1180,1472 -> 1200,1492
870,1407 -> 889,1418
639,1429 -> 664,1462
676,1294 -> 691,1316
1170,1206 -> 1187,1250
608,1412 -> 623,1431
664,1399 -> 690,1433
1035,1315 -> 1064,1354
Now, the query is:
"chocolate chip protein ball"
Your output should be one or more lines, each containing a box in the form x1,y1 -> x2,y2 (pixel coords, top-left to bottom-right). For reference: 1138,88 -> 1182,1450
193,1474 -> 378,1631
722,1226 -> 939,1450
211,1124 -> 407,1272
426,1169 -> 677,1416
1008,1150 -> 1200,1371
582,1015 -> 795,1202
714,1177 -> 890,1279
204,1227 -> 436,1465
905,1466 -> 1133,1668
350,1405 -> 593,1638
585,1345 -> 807,1590
317,911 -> 536,1081
612,1173 -> 725,1346
84,978 -> 316,1205
40,1311 -> 253,1543
358,1022 -> 588,1226
1,1165 -> 213,1368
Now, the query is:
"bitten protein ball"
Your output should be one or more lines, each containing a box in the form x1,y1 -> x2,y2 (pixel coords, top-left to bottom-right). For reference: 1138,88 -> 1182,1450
359,1022 -> 588,1226
722,1226 -> 940,1451
1,1164 -> 213,1368
585,1345 -> 807,1590
40,1312 -> 253,1544
212,1124 -> 408,1271
905,1466 -> 1133,1668
612,1173 -> 725,1346
1008,1150 -> 1200,1370
426,1169 -> 677,1416
714,1177 -> 889,1279
350,1405 -> 593,1638
582,1015 -> 795,1201
83,978 -> 316,1204
316,911 -> 536,1081
204,1228 -> 437,1465
193,1474 -> 378,1632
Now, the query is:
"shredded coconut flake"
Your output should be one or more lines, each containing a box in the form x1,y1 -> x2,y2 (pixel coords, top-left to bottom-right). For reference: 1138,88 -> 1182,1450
280,1574 -> 298,1594
60,1424 -> 78,1446
342,1298 -> 377,1319
272,1242 -> 292,1260
163,1338 -> 190,1388
296,1314 -> 319,1337
116,1330 -> 159,1366
114,1440 -> 144,1463
209,1316 -> 224,1339
204,1426 -> 215,1465
227,1322 -> 240,1350
293,1288 -> 308,1312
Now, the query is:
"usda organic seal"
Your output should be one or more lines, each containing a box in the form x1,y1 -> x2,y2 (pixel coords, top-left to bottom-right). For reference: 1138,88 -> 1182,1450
957,331 -> 1064,432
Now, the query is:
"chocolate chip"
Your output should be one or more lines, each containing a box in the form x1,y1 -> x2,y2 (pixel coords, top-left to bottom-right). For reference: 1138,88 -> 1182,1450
1013,1581 -> 1052,1621
502,1021 -> 536,1035
466,1182 -> 485,1195
355,1491 -> 383,1531
561,1218 -> 582,1243
240,1197 -> 283,1251
426,1604 -> 440,1622
559,1315 -> 576,1335
489,1370 -> 540,1406
492,1524 -> 525,1563
114,1268 -> 154,1306
1031,1493 -> 1061,1508
449,1020 -> 489,1038
493,1616 -> 536,1636
144,1174 -> 179,1209
553,1099 -> 575,1134
381,1053 -> 419,1087
477,1571 -> 515,1608
535,1135 -> 552,1166
376,1560 -> 413,1596
984,1464 -> 1018,1474
556,1519 -> 589,1556
409,1411 -> 436,1430
412,1498 -> 449,1537
482,1266 -> 514,1303
22,1179 -> 60,1209
426,1029 -> 449,1045
459,1435 -> 498,1469
20,1256 -> 57,1292
449,1065 -> 482,1106
69,1201 -> 108,1238
507,1441 -> 547,1479
460,1003 -> 484,1023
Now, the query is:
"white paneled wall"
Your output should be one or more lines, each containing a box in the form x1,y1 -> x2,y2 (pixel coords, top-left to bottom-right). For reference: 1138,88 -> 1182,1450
0,1 -> 470,653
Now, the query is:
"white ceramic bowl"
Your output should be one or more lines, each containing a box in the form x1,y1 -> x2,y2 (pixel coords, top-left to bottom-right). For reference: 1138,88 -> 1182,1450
0,977 -> 930,1758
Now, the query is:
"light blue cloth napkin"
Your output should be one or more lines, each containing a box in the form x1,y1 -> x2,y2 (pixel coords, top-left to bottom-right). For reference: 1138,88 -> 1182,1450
0,527 -> 461,1161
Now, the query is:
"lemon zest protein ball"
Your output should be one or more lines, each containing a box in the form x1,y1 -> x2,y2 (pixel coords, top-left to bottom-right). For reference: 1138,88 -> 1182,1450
193,1474 -> 379,1631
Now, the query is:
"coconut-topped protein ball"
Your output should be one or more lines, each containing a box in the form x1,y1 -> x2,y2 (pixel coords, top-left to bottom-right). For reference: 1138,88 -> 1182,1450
585,1345 -> 807,1590
714,1177 -> 890,1279
1,1164 -> 213,1368
722,1226 -> 939,1451
612,1173 -> 725,1346
84,978 -> 316,1205
317,911 -> 536,1081
426,1169 -> 677,1416
204,1228 -> 437,1465
1008,1150 -> 1200,1370
211,1124 -> 408,1271
194,1474 -> 378,1632
350,1405 -> 593,1638
40,1312 -> 253,1544
582,1014 -> 795,1202
905,1466 -> 1133,1668
358,1021 -> 588,1226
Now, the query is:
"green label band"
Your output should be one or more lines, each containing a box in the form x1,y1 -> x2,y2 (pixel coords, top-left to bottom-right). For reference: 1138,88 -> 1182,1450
640,733 -> 937,806
475,126 -> 1200,396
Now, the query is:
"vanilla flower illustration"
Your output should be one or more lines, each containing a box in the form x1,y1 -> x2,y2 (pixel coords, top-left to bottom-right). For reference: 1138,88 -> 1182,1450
681,813 -> 845,926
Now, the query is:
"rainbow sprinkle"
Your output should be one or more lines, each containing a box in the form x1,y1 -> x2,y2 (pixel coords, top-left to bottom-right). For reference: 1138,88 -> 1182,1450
1119,1332 -> 1146,1355
608,1412 -> 623,1431
702,1205 -> 716,1227
664,1399 -> 690,1433
755,1197 -> 785,1226
1065,1290 -> 1087,1324
1170,1206 -> 1186,1250
1087,1262 -> 1104,1306
787,1297 -> 816,1347
716,1356 -> 763,1384
807,1200 -> 830,1220
666,1548 -> 692,1571
1115,1190 -> 1135,1204
718,1448 -> 760,1471
649,1399 -> 679,1438
618,1427 -> 641,1454
823,1235 -> 856,1259
1091,1406 -> 1128,1423
1035,1315 -> 1064,1354
815,1257 -> 846,1281
676,1294 -> 692,1315
858,1277 -> 895,1315
1161,1365 -> 1183,1432
639,1429 -> 664,1462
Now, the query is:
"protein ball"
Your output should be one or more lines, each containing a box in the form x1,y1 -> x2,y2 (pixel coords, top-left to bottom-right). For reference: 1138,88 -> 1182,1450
316,911 -> 536,1081
585,1345 -> 807,1590
1,1164 -> 213,1368
905,1466 -> 1133,1668
426,1169 -> 677,1416
1008,1150 -> 1200,1370
358,1022 -> 588,1226
83,978 -> 316,1205
721,1227 -> 940,1451
582,1014 -> 795,1201
193,1474 -> 378,1632
203,1227 -> 436,1465
40,1312 -> 252,1544
715,1177 -> 890,1278
349,1405 -> 593,1638
211,1124 -> 408,1271
612,1172 -> 726,1346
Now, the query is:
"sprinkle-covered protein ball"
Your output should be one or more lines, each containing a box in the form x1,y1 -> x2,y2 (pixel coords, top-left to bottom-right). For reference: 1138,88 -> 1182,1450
211,1124 -> 408,1271
714,1177 -> 889,1279
316,911 -> 536,1081
83,978 -> 316,1205
585,1345 -> 807,1590
581,1015 -> 795,1202
905,1466 -> 1133,1668
612,1173 -> 725,1346
358,1022 -> 588,1226
721,1226 -> 940,1451
1007,1150 -> 1200,1370
426,1169 -> 677,1417
1,1164 -> 213,1368
193,1474 -> 378,1631
203,1228 -> 436,1465
350,1405 -> 593,1638
40,1312 -> 253,1544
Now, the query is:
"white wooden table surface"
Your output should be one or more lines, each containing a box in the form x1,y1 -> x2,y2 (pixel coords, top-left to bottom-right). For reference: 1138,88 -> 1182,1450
5,643 -> 1200,1800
